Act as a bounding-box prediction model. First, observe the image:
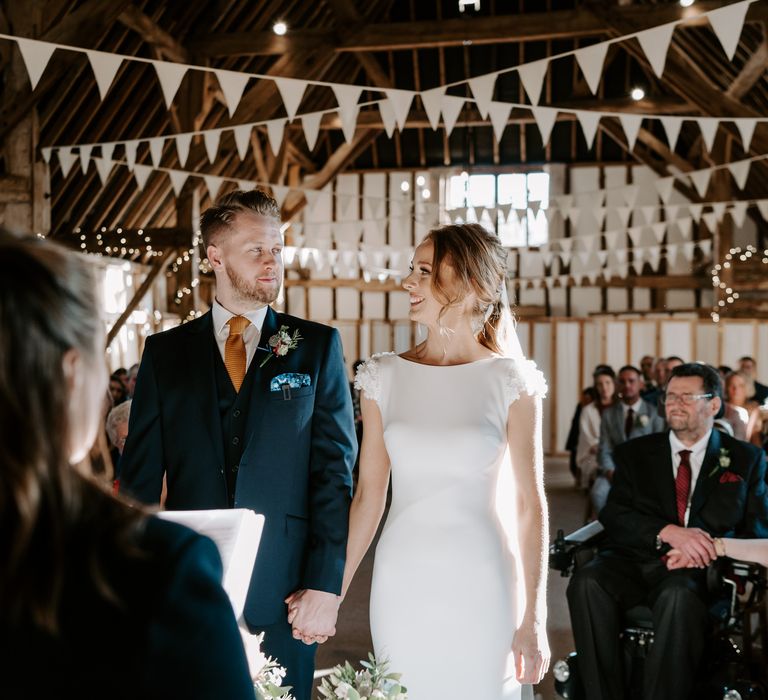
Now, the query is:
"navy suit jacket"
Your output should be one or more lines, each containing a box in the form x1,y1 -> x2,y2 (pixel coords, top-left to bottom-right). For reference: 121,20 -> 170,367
119,307 -> 356,627
600,429 -> 768,560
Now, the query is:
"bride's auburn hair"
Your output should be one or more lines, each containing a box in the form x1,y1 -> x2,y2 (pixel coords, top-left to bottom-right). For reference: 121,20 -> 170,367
423,223 -> 513,356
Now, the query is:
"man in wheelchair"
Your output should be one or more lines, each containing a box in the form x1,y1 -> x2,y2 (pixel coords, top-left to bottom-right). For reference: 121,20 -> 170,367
564,363 -> 768,700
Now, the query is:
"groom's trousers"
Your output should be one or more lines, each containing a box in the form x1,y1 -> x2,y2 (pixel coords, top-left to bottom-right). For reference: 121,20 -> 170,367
567,554 -> 709,700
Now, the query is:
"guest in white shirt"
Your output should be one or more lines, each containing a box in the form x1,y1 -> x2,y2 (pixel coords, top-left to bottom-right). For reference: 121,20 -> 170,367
576,366 -> 616,488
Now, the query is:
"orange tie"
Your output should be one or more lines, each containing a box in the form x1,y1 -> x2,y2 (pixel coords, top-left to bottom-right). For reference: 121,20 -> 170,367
224,316 -> 250,392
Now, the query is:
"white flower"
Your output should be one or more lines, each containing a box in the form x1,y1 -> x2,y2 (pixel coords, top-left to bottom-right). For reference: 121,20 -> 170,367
335,682 -> 352,698
638,414 -> 649,427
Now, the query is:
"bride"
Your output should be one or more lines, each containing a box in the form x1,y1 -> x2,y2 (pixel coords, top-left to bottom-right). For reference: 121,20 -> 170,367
340,223 -> 549,698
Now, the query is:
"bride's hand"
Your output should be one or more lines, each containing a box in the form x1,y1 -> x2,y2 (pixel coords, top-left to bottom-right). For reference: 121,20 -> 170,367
511,621 -> 550,685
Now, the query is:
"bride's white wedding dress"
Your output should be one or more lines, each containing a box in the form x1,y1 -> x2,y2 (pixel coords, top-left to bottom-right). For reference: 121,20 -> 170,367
355,353 -> 546,700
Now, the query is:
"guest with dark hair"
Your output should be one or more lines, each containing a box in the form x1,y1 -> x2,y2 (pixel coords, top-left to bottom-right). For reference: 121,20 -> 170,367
565,387 -> 596,486
0,230 -> 254,698
725,371 -> 765,447
739,356 -> 768,405
109,372 -> 128,406
576,367 -> 617,494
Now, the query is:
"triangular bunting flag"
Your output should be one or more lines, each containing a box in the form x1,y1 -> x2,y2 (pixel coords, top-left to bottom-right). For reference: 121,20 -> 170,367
755,200 -> 768,221
468,73 -> 497,119
332,84 -> 363,142
203,175 -> 224,199
665,204 -> 680,223
168,169 -> 188,197
134,163 -> 153,190
730,201 -> 748,228
593,207 -> 607,229
641,205 -> 656,225
728,159 -> 751,190
689,203 -> 703,223
577,251 -> 591,267
378,97 -> 396,138
627,225 -> 644,246
441,95 -> 465,136
175,133 -> 192,167
596,250 -> 609,265
517,58 -> 549,106
676,216 -> 693,239
303,188 -> 321,211
575,110 -> 601,150
559,238 -> 574,254
383,89 -> 415,130
488,101 -> 512,142
702,211 -> 718,232
574,41 -> 609,94
271,185 -> 289,208
681,241 -> 696,262
420,87 -> 446,131
654,176 -> 675,203
697,117 -> 719,153
646,246 -> 662,271
238,179 -> 254,191
698,239 -> 712,258
123,140 -> 138,171
621,185 -> 640,208
232,125 -> 251,161
636,22 -> 676,77
41,146 -> 52,164
85,49 -> 122,100
101,143 -> 115,162
689,169 -> 711,198
567,207 -> 580,226
531,106 -> 558,146
152,60 -> 187,108
148,137 -> 164,167
16,37 -> 55,90
273,77 -> 307,120
651,222 -> 667,242
613,247 -> 628,265
78,145 -> 92,174
302,111 -> 323,151
556,194 -> 573,210
266,119 -> 285,155
615,206 -> 632,227
93,156 -> 113,186
734,119 -> 756,151
660,117 -> 683,149
203,129 -> 221,163
707,0 -> 751,61
214,68 -> 251,118
713,202 -> 727,222
619,114 -> 643,151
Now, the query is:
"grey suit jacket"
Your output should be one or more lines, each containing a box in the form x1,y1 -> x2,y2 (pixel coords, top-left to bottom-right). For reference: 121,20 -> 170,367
598,399 -> 665,473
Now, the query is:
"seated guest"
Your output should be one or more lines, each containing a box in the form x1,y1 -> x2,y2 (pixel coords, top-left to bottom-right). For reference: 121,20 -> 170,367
576,367 -> 616,490
738,355 -> 768,405
0,231 -> 254,699
126,363 -> 140,398
566,387 -> 597,486
641,357 -> 667,406
725,371 -> 764,447
106,399 -> 131,480
568,362 -> 768,700
666,355 -> 684,373
591,365 -> 665,513
639,355 -> 655,392
717,365 -> 732,383
108,372 -> 127,406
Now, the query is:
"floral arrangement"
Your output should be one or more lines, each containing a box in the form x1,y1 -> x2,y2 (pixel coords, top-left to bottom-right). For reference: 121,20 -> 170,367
318,654 -> 407,700
239,629 -> 294,699
636,414 -> 649,428
260,325 -> 303,367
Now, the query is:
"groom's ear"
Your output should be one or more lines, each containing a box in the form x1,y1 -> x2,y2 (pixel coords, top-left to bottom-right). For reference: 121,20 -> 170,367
207,243 -> 223,270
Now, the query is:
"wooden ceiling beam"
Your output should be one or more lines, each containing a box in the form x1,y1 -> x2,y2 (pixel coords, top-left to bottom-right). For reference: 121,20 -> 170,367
725,34 -> 768,100
117,4 -> 190,62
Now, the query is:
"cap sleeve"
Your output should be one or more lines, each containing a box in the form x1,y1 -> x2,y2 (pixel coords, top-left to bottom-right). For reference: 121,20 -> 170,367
505,358 -> 548,406
353,352 -> 395,404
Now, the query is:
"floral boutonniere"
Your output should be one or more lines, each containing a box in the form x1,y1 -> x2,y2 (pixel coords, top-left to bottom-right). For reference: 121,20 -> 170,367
636,414 -> 650,429
259,325 -> 302,368
709,447 -> 743,483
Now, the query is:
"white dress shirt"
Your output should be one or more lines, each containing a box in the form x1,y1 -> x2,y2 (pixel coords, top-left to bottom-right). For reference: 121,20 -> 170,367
669,428 -> 713,526
622,398 -> 644,419
211,299 -> 268,370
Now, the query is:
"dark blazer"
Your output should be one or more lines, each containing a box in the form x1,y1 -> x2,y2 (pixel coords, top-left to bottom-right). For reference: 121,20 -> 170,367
753,380 -> 768,405
1,517 -> 253,699
600,429 -> 768,559
119,307 -> 356,627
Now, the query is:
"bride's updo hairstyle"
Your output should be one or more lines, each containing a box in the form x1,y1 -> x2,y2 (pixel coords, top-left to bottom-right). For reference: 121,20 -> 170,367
423,222 -> 513,356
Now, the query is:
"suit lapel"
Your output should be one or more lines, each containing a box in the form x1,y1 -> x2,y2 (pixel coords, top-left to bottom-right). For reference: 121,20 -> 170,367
689,429 -> 722,521
651,432 -> 678,522
185,311 -> 225,466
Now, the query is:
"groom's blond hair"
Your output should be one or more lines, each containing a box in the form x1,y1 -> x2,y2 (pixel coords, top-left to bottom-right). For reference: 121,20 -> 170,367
200,189 -> 281,249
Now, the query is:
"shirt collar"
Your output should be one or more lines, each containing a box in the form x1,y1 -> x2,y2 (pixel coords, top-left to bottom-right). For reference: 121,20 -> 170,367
212,298 -> 268,336
669,428 -> 713,460
623,398 -> 644,412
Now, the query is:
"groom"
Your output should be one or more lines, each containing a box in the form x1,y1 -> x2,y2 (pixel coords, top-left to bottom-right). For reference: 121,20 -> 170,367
119,189 -> 356,700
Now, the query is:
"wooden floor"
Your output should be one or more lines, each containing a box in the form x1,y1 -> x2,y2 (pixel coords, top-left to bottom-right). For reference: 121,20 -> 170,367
314,456 -> 584,700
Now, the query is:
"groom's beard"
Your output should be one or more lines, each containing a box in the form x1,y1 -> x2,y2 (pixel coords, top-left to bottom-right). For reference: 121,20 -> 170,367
227,266 -> 281,305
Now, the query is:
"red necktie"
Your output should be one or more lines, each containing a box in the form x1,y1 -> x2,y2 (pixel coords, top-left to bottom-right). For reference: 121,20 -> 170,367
675,450 -> 692,525
624,407 -> 635,439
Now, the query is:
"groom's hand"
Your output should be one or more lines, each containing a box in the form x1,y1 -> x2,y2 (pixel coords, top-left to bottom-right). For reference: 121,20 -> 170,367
285,589 -> 340,645
659,524 -> 716,568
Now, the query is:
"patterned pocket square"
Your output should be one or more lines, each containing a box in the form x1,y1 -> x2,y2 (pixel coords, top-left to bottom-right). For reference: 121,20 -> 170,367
270,373 -> 311,392
719,471 -> 743,484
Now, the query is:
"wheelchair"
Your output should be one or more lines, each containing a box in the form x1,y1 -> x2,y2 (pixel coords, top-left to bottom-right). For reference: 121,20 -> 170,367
549,521 -> 768,700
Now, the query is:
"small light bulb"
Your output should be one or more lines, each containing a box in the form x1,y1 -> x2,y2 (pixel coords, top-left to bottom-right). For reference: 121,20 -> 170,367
422,188 -> 431,199
630,87 -> 645,101
400,180 -> 410,192
273,21 -> 287,35
416,175 -> 425,187
680,0 -> 694,7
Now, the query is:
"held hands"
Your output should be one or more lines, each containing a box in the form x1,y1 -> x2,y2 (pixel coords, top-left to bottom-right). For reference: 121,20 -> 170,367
511,620 -> 550,685
285,589 -> 341,645
659,525 -> 717,569
666,537 -> 725,570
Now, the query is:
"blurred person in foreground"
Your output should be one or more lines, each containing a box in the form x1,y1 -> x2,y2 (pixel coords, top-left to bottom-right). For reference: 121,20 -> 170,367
0,231 -> 254,699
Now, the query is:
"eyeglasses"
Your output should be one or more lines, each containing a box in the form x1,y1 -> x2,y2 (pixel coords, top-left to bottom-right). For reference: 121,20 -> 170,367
662,392 -> 713,406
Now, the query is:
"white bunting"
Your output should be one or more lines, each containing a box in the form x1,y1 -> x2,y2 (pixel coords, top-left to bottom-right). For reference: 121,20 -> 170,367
47,147 -> 62,173
203,175 -> 224,199
730,201 -> 748,228
682,242 -> 696,262
134,163 -> 153,190
651,222 -> 667,242
153,61 -> 187,108
636,22 -> 676,78
577,251 -> 591,267
665,205 -> 680,223
556,194 -> 573,211
41,147 -> 52,164
272,185 -> 290,208
441,95 -> 465,136
203,129 -> 221,163
384,89 -> 415,130
689,204 -> 703,223
627,226 -> 644,246
726,160 -> 750,191
559,238 -> 574,254
574,41 -> 609,94
266,119 -> 286,155
175,133 -> 192,167
16,37 -> 55,90
420,87 -> 445,131
754,200 -> 768,221
273,77 -> 307,120
586,272 -> 599,286
531,106 -> 558,146
702,211 -> 718,232
588,190 -> 606,208
734,119 -> 756,151
712,202 -> 727,222
302,111 -> 323,151
85,49 -> 122,100
689,169 -> 711,198
148,138 -> 164,167
614,206 -> 632,228
123,140 -> 139,171
79,145 -> 92,174
655,176 -> 675,203
621,185 -> 640,208
619,114 -> 643,151
640,205 -> 656,225
707,0 -> 751,61
101,143 -> 115,162
332,84 -> 363,142
378,98 -> 396,138
232,125 -> 252,161
238,179 -> 254,191
597,250 -> 609,266
214,69 -> 251,118
488,101 -> 512,142
698,239 -> 712,258
659,117 -> 683,149
613,248 -> 628,266
567,207 -> 581,226
497,203 -> 512,223
667,243 -> 680,265
646,246 -> 662,271
304,188 -> 321,212
517,58 -> 549,106
575,110 -> 601,150
468,73 -> 497,119
168,169 -> 188,197
697,118 -> 719,152
93,156 -> 113,186
593,207 -> 607,229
